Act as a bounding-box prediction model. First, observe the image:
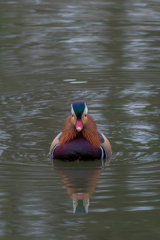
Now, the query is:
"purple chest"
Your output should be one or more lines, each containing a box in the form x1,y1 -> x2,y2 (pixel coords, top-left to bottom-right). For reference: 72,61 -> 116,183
53,136 -> 102,161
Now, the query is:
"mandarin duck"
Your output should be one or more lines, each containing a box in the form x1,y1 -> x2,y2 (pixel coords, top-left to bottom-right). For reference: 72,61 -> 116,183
50,101 -> 111,161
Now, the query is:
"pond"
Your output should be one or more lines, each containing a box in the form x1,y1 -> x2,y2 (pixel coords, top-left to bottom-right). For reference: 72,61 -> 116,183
0,0 -> 160,239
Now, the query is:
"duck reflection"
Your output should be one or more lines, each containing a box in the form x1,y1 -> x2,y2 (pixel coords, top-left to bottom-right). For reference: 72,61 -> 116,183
52,159 -> 111,213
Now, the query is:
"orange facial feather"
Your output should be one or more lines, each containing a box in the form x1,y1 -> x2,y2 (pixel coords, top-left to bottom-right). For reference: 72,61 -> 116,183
82,115 -> 101,148
59,116 -> 78,145
59,115 -> 101,148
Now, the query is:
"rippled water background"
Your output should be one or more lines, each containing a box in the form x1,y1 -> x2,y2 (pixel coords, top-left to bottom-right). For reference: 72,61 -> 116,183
0,0 -> 160,239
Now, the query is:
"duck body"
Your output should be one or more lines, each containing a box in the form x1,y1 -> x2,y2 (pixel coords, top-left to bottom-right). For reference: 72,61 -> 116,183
52,133 -> 105,161
50,101 -> 111,161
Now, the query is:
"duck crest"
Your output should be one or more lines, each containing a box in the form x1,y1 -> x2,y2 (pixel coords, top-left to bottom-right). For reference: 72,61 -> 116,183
59,115 -> 101,148
72,101 -> 85,120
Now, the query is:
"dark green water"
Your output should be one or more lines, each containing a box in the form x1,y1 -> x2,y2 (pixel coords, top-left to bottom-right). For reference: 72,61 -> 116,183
0,0 -> 160,239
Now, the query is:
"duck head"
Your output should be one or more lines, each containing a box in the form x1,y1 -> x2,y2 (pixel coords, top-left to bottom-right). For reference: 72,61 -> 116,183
59,100 -> 101,148
71,100 -> 88,132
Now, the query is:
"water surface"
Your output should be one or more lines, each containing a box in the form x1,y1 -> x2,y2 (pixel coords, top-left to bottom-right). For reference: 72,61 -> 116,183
0,0 -> 160,239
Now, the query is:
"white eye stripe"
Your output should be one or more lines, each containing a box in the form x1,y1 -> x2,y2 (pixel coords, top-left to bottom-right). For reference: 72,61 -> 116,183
84,103 -> 88,115
71,105 -> 75,116
82,103 -> 88,117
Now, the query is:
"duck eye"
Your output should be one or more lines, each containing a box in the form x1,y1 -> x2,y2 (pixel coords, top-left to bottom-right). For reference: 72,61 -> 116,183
72,114 -> 74,118
84,114 -> 87,118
